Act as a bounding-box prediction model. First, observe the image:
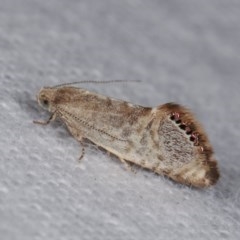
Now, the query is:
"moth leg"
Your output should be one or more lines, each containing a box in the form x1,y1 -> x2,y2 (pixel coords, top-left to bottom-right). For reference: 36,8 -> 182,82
119,158 -> 136,173
33,112 -> 57,125
78,141 -> 85,161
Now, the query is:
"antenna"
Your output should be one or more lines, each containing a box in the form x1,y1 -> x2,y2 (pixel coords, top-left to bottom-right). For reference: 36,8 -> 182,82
52,80 -> 141,88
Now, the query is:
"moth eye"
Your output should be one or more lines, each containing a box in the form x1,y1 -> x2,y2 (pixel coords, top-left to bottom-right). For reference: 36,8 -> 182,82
44,99 -> 49,105
41,99 -> 49,107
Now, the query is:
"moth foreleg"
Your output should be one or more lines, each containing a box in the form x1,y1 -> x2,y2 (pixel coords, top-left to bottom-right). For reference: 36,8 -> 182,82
33,112 -> 57,125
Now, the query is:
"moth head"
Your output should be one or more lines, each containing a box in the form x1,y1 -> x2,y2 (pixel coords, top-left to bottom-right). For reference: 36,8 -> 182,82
37,87 -> 55,111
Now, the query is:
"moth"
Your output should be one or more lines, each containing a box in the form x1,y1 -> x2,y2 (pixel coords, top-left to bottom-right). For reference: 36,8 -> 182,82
34,81 -> 219,188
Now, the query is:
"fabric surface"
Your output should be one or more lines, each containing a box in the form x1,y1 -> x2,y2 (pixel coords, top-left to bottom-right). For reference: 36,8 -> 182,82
0,0 -> 239,239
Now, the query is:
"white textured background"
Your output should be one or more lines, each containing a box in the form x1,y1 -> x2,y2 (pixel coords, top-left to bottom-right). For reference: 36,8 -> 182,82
0,0 -> 240,239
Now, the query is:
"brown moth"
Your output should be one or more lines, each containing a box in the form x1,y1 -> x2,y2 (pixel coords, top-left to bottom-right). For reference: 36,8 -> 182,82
34,81 -> 219,188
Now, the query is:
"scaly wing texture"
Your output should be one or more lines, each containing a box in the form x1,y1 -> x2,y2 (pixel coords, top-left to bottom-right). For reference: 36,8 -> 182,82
156,103 -> 219,187
51,88 -> 219,187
